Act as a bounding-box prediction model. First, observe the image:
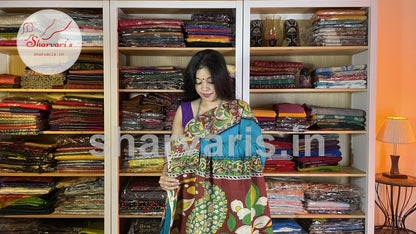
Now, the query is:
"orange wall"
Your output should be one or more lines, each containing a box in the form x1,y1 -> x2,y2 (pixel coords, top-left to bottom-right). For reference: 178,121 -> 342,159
377,0 -> 416,229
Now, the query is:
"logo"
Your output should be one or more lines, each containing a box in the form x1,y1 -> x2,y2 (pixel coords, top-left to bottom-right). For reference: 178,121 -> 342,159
17,9 -> 82,75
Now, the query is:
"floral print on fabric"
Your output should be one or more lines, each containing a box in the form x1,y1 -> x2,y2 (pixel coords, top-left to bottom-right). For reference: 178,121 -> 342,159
162,100 -> 272,234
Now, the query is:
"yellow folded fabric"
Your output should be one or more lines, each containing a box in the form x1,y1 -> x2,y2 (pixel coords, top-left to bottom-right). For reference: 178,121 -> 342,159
128,158 -> 164,167
253,109 -> 276,118
56,177 -> 100,188
278,113 -> 307,118
0,195 -> 33,209
319,15 -> 367,21
52,105 -> 103,110
54,154 -> 104,161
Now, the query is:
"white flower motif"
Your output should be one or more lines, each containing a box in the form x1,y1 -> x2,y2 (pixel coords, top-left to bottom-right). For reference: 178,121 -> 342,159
251,208 -> 256,220
237,208 -> 251,220
235,225 -> 251,234
253,215 -> 271,229
256,196 -> 268,206
231,200 -> 243,212
231,200 -> 251,220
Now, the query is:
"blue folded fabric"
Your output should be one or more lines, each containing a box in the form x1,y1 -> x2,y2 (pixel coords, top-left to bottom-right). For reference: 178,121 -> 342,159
272,218 -> 305,232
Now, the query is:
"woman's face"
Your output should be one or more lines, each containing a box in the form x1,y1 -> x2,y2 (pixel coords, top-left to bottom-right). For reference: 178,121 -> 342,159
195,67 -> 218,103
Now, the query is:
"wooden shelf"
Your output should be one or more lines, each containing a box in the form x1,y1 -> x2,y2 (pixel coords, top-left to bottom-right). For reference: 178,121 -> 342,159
118,212 -> 365,219
118,47 -> 235,56
119,167 -> 365,177
120,172 -> 162,177
0,89 -> 103,93
0,46 -> 103,55
270,211 -> 365,219
0,172 -> 104,177
264,167 -> 366,177
120,130 -> 172,134
119,214 -> 163,218
262,130 -> 367,135
0,214 -> 104,218
250,88 -> 367,93
250,46 -> 368,56
40,131 -> 104,135
119,89 -> 183,93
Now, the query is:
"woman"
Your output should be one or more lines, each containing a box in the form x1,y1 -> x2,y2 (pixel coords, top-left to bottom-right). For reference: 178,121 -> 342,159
159,49 -> 272,234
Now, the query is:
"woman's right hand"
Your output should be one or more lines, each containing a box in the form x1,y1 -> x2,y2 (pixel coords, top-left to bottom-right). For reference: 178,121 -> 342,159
159,174 -> 180,191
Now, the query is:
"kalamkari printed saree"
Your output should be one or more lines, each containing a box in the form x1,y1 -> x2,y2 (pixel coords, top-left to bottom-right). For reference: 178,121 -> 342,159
161,99 -> 272,234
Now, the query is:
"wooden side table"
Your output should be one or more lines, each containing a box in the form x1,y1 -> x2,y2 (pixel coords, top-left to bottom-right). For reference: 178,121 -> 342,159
375,173 -> 416,233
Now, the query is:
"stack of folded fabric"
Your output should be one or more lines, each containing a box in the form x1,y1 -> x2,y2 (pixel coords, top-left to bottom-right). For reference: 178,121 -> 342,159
119,178 -> 166,216
0,96 -> 51,135
253,108 -> 277,131
0,74 -> 20,88
121,135 -> 165,173
67,9 -> 103,47
250,61 -> 302,89
264,136 -> 295,172
304,183 -> 362,214
138,93 -> 167,131
163,93 -> 183,130
120,66 -> 184,90
37,219 -> 94,233
273,103 -> 315,132
0,218 -> 40,233
307,9 -> 368,46
265,180 -> 307,215
120,94 -> 165,131
54,177 -> 104,215
118,18 -> 185,47
299,218 -> 365,234
0,177 -> 56,215
272,218 -> 307,234
0,139 -> 56,173
66,54 -> 104,89
305,104 -> 366,130
294,134 -> 342,172
184,13 -> 234,47
53,135 -> 104,173
49,95 -> 104,131
78,220 -> 104,234
312,64 -> 367,88
20,69 -> 66,89
127,219 -> 162,234
0,14 -> 27,46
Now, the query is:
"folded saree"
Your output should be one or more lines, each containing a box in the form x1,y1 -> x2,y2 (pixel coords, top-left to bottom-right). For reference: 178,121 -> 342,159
161,100 -> 272,234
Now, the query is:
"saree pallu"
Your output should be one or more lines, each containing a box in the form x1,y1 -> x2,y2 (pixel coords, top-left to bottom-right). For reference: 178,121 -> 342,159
162,100 -> 272,234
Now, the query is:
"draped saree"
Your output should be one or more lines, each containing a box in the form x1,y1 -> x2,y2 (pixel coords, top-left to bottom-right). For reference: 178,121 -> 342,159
161,99 -> 272,234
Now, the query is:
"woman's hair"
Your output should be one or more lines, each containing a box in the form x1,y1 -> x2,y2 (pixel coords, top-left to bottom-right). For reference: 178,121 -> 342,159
183,49 -> 235,102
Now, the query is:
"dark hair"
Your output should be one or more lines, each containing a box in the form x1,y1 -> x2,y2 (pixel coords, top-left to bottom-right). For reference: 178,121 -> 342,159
183,49 -> 235,102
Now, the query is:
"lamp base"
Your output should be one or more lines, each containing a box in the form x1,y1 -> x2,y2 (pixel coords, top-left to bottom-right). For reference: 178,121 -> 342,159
382,155 -> 408,179
382,172 -> 408,179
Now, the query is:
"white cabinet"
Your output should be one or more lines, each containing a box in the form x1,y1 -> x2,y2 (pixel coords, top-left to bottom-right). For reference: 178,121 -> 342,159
242,1 -> 377,233
109,1 -> 243,233
0,0 -> 377,233
0,1 -> 111,232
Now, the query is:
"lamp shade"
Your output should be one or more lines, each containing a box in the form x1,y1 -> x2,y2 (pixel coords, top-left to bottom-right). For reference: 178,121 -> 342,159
376,117 -> 416,144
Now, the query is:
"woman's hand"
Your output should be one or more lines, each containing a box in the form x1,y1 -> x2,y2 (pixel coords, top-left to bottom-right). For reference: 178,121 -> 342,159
159,174 -> 180,191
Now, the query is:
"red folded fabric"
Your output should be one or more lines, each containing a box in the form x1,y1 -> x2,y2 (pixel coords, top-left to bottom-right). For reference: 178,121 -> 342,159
251,60 -> 303,69
0,102 -> 51,111
54,100 -> 104,108
273,103 -> 306,117
264,140 -> 293,149
0,74 -> 20,84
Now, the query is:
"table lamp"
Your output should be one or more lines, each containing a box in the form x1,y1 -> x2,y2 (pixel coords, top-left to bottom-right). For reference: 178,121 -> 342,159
376,117 -> 416,179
